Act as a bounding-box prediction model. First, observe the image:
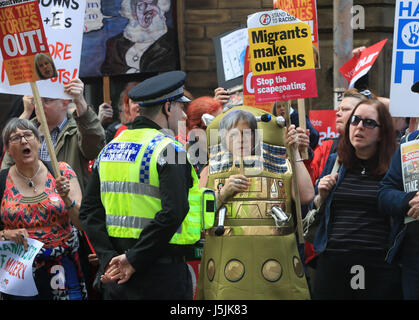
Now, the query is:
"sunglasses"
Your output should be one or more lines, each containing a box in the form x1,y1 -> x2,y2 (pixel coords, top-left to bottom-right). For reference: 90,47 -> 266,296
350,115 -> 381,129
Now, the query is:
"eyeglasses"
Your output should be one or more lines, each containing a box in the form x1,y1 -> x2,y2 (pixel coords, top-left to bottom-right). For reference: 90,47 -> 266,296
350,115 -> 381,129
9,132 -> 35,144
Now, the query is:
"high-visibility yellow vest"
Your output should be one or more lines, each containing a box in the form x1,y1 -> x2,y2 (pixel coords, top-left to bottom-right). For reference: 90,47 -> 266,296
97,128 -> 215,244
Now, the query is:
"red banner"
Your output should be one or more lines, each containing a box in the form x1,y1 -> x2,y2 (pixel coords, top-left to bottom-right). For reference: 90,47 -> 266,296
339,39 -> 387,88
309,109 -> 337,145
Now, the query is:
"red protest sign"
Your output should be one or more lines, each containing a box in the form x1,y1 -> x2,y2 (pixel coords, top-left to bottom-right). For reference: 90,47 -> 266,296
242,46 -> 273,112
0,0 -> 56,85
339,39 -> 387,88
253,69 -> 317,103
309,109 -> 337,145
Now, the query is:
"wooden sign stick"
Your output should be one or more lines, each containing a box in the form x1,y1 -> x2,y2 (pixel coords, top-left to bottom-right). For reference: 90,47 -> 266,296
285,100 -> 304,244
30,82 -> 60,178
103,76 -> 111,104
297,98 -> 308,160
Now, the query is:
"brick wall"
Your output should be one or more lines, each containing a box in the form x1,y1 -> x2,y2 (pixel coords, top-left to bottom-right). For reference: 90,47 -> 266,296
181,0 -> 395,110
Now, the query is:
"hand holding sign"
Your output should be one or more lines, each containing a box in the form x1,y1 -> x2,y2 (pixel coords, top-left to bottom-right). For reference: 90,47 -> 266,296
2,229 -> 29,251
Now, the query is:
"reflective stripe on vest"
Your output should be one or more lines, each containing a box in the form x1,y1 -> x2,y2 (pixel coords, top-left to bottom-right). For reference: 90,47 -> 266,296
98,128 -> 211,243
106,215 -> 182,234
100,181 -> 160,199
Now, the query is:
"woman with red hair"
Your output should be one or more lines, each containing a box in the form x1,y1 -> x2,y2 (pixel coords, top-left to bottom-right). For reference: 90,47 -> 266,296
186,96 -> 222,131
185,96 -> 222,177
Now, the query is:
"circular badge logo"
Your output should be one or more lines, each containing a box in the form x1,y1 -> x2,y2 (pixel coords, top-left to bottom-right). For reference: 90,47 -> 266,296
259,13 -> 271,26
401,21 -> 419,48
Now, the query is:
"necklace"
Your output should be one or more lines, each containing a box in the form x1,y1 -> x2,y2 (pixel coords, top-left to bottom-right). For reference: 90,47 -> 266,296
15,162 -> 41,193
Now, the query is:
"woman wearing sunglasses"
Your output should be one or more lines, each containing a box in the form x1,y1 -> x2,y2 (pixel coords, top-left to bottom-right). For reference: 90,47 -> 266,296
311,99 -> 402,299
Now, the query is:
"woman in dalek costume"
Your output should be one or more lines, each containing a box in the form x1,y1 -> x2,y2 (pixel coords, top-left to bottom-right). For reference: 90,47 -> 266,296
197,107 -> 314,300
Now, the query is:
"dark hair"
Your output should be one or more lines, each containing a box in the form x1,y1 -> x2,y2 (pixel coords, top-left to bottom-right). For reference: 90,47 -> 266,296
118,82 -> 140,123
337,99 -> 396,175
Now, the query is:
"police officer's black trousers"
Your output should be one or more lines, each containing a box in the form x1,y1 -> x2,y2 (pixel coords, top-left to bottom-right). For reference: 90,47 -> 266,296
103,261 -> 192,300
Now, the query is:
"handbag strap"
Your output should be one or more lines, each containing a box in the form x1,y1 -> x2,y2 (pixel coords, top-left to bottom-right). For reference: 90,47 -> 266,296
331,156 -> 340,175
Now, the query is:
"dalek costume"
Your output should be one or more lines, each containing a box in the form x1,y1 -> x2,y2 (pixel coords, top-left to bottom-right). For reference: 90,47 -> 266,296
197,106 -> 310,300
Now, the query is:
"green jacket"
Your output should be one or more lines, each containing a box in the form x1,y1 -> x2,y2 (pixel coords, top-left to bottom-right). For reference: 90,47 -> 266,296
1,106 -> 105,192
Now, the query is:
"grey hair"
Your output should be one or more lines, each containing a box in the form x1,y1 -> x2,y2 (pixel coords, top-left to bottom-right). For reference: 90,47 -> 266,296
2,118 -> 40,147
218,109 -> 259,153
218,109 -> 257,133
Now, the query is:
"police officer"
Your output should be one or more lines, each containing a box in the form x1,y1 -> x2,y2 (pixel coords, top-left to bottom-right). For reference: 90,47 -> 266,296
79,71 -> 199,300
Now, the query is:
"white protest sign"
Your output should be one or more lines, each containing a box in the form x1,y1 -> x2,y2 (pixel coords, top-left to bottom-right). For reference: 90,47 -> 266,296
0,0 -> 86,98
220,28 -> 248,82
390,0 -> 419,117
0,238 -> 43,297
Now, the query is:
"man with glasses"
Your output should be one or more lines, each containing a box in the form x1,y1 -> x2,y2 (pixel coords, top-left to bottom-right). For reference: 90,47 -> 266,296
1,77 -> 105,192
378,80 -> 419,300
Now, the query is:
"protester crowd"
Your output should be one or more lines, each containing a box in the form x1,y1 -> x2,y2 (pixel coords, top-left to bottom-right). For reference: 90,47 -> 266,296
0,57 -> 417,300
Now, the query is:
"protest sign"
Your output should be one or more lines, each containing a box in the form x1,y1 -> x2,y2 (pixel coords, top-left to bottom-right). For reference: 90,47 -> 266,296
401,139 -> 419,223
309,109 -> 337,146
339,39 -> 387,88
0,0 -> 86,98
0,0 -> 56,85
273,0 -> 320,68
247,9 -> 318,103
389,0 -> 419,117
0,238 -> 43,297
242,46 -> 275,112
213,27 -> 248,90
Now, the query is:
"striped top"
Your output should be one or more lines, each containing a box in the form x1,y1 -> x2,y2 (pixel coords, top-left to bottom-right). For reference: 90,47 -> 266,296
326,161 -> 390,254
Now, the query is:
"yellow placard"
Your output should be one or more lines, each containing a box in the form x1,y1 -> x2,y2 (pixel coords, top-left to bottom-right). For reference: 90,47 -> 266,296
401,140 -> 419,155
248,21 -> 314,75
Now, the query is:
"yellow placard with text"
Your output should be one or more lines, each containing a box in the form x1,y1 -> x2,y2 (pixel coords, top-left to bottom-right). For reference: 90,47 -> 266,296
248,21 -> 314,76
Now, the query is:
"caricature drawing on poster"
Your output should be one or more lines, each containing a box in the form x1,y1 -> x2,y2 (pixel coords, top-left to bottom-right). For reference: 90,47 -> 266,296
80,0 -> 179,77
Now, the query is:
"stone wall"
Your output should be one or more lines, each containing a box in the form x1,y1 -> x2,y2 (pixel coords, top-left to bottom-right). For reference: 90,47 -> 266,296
181,0 -> 396,110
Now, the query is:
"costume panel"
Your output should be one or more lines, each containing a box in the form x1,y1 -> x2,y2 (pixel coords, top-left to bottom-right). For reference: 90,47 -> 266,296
197,106 -> 310,300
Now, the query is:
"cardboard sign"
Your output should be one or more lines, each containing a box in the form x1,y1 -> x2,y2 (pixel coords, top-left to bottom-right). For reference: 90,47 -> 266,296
339,39 -> 387,88
309,109 -> 337,146
0,0 -> 55,85
0,238 -> 43,297
0,0 -> 86,98
389,0 -> 419,117
247,9 -> 318,103
273,0 -> 320,68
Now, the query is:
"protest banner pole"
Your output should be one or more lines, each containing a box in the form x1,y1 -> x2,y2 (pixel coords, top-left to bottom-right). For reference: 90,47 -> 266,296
103,76 -> 111,104
286,100 -> 304,244
297,98 -> 308,159
29,82 -> 60,178
333,0 -> 353,109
